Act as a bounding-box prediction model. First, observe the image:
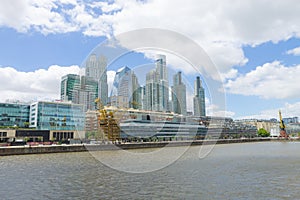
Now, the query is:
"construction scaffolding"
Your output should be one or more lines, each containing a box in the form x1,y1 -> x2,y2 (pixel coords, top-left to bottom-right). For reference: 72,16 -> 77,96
95,98 -> 120,142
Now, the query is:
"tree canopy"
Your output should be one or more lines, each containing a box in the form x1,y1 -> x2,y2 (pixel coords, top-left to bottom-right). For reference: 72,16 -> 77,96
257,128 -> 270,137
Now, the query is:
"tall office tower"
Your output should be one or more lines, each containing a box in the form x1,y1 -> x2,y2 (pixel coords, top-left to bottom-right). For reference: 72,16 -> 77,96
193,76 -> 206,116
145,69 -> 160,111
110,66 -> 140,108
85,54 -> 108,106
141,86 -> 147,110
156,54 -> 169,112
171,72 -> 187,115
145,54 -> 169,112
60,74 -> 98,111
61,74 -> 80,102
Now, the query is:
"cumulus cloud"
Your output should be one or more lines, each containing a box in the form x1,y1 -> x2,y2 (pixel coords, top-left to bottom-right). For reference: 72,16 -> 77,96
238,102 -> 300,120
225,61 -> 300,99
0,65 -> 81,102
286,46 -> 300,56
1,0 -> 300,79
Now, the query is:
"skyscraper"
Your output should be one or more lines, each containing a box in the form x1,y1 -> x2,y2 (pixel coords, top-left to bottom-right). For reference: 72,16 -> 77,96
60,74 -> 98,111
145,69 -> 160,111
110,66 -> 140,108
145,54 -> 169,112
171,72 -> 187,115
193,76 -> 206,116
85,54 -> 108,106
156,54 -> 169,112
61,74 -> 80,102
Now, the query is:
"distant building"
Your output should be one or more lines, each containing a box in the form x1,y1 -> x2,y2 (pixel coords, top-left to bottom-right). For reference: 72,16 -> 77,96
145,54 -> 169,112
193,76 -> 206,116
146,69 -> 160,111
0,102 -> 30,128
283,117 -> 299,124
110,66 -> 140,109
239,119 -> 277,133
85,54 -> 108,106
61,74 -> 98,111
61,74 -> 80,102
29,101 -> 85,131
171,72 -> 187,115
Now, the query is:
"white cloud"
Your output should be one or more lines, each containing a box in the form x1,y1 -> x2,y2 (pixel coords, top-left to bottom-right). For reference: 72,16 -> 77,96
0,65 -> 81,102
225,61 -> 300,99
238,102 -> 300,120
1,0 -> 300,78
286,46 -> 300,56
206,103 -> 235,118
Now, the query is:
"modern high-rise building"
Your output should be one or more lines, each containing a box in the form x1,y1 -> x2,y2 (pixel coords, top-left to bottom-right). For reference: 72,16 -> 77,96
156,55 -> 169,112
193,76 -> 206,116
61,74 -> 80,102
61,74 -> 98,111
171,72 -> 187,115
145,69 -> 160,111
145,54 -> 169,112
110,66 -> 140,109
85,54 -> 108,106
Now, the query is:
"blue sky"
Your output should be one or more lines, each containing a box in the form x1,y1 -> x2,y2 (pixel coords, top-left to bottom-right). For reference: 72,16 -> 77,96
0,0 -> 300,120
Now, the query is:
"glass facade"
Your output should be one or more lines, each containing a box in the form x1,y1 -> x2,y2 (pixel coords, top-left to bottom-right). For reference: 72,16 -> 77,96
30,101 -> 85,131
0,103 -> 30,128
61,74 -> 98,111
61,74 -> 80,102
193,76 -> 206,116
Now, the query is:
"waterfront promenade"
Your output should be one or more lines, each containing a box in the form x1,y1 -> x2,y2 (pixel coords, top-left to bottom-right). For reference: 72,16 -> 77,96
0,138 -> 272,156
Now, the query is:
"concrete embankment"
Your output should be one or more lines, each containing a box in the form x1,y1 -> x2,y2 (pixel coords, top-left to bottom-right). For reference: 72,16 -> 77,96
0,138 -> 271,156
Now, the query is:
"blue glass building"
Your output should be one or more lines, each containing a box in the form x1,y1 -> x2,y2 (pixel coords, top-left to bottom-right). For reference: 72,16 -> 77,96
29,101 -> 85,131
0,103 -> 30,128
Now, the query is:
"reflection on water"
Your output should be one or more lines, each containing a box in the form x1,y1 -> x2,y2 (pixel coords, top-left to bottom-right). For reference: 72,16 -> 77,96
1,142 -> 300,199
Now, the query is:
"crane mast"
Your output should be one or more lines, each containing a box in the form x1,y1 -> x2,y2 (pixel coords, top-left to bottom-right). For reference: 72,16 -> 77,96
95,98 -> 120,142
278,110 -> 288,138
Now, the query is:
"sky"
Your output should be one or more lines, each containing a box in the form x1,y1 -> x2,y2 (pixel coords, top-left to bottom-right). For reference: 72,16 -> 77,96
0,0 -> 300,120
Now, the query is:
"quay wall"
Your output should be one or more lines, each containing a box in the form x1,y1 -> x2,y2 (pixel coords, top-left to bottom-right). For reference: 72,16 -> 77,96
0,138 -> 271,156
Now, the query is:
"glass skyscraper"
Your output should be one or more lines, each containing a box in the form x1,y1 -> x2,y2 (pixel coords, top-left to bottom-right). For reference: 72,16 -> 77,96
171,72 -> 187,115
193,76 -> 206,116
145,54 -> 169,112
61,74 -> 80,102
61,74 -> 98,111
85,54 -> 108,106
110,66 -> 140,108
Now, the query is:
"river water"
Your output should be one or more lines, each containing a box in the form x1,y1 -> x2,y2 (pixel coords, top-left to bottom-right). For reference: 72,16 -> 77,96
1,142 -> 300,199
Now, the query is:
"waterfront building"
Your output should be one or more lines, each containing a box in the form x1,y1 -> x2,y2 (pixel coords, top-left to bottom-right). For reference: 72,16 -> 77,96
110,66 -> 140,109
0,102 -> 30,128
171,72 -> 187,115
29,101 -> 85,131
237,119 -> 277,133
193,76 -> 206,116
283,117 -> 299,124
85,54 -> 108,106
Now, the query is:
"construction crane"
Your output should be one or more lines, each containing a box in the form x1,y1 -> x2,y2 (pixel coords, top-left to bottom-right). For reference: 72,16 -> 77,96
279,110 -> 288,138
95,98 -> 120,142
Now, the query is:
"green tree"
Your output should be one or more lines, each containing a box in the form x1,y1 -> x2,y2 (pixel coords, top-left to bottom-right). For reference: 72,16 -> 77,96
257,128 -> 270,137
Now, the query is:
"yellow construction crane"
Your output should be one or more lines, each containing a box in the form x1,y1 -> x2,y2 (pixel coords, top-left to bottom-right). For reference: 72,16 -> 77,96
95,98 -> 120,142
279,110 -> 288,138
